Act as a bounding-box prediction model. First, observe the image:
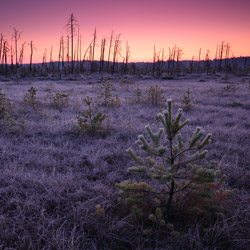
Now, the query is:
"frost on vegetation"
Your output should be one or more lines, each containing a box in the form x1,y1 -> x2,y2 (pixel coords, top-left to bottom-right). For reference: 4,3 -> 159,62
0,87 -> 25,132
130,85 -> 165,106
98,78 -> 120,107
23,87 -> 40,110
75,95 -> 110,136
181,88 -> 193,111
117,99 -> 234,236
119,76 -> 135,87
145,85 -> 165,106
45,91 -> 70,112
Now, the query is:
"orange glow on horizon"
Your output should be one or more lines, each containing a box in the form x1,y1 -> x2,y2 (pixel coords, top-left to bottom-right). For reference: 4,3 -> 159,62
1,0 -> 250,64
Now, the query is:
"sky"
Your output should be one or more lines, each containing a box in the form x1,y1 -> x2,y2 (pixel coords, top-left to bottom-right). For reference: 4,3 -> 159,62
1,0 -> 250,63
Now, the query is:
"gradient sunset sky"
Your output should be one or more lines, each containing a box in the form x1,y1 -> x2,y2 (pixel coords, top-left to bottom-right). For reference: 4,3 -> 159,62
1,0 -> 250,63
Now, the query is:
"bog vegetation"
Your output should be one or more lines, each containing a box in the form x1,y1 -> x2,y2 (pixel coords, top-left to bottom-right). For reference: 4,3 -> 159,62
0,13 -> 250,250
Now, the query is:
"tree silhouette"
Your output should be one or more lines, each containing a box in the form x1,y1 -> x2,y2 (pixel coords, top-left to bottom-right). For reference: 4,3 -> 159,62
65,13 -> 79,74
12,28 -> 21,71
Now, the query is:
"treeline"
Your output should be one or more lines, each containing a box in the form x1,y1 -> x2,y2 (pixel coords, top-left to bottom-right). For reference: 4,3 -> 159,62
0,13 -> 249,78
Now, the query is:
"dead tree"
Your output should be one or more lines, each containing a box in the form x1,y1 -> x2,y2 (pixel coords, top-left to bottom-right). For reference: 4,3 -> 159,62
107,31 -> 113,72
65,13 -> 79,74
91,27 -> 97,73
124,41 -> 130,74
111,34 -> 121,75
10,44 -> 14,72
0,34 -> 3,68
224,43 -> 231,70
79,35 -> 82,72
218,41 -> 225,72
12,28 -> 21,70
176,48 -> 182,75
19,42 -> 26,66
167,48 -> 171,75
2,40 -> 9,76
42,48 -> 47,74
205,50 -> 211,74
152,45 -> 156,76
29,41 -> 34,73
99,38 -> 106,73
161,48 -> 164,74
214,44 -> 218,70
49,45 -> 54,73
198,48 -> 201,73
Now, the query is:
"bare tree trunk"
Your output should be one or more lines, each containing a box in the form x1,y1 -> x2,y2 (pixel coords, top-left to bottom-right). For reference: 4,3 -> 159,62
198,48 -> 201,73
65,13 -> 78,74
50,45 -> 53,73
91,27 -> 97,73
3,40 -> 8,77
124,41 -> 130,74
172,45 -> 176,74
19,42 -> 25,67
12,28 -> 21,72
0,34 -> 3,67
10,44 -> 14,73
80,35 -> 82,72
30,41 -> 33,73
218,41 -> 225,72
42,48 -> 47,75
61,36 -> 65,74
111,34 -> 121,75
99,38 -> 106,74
214,44 -> 218,71
152,45 -> 156,76
107,30 -> 113,72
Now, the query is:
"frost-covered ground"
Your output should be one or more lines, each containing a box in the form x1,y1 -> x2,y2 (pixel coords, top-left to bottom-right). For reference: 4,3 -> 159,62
0,73 -> 249,249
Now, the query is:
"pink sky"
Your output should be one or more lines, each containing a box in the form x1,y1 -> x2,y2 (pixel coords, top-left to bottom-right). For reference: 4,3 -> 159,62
1,0 -> 250,63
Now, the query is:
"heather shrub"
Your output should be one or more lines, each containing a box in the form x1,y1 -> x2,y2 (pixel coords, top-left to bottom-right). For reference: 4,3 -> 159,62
75,96 -> 109,135
117,100 -> 233,232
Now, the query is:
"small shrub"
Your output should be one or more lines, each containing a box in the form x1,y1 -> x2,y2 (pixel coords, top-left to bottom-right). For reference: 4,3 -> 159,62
145,85 -> 165,107
119,77 -> 134,87
0,88 -> 24,132
117,100 -> 233,228
223,83 -> 239,92
45,92 -> 69,112
75,96 -> 108,135
0,87 -> 16,128
182,88 -> 193,110
133,88 -> 143,103
23,86 -> 39,110
44,82 -> 55,91
99,78 -> 120,107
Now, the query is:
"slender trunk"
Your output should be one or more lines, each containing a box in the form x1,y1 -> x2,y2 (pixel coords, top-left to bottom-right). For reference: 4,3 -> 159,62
91,27 -> 96,73
30,41 -> 33,72
198,48 -> 201,73
107,30 -> 113,72
125,41 -> 130,74
152,45 -> 156,76
71,15 -> 74,74
0,34 -> 3,66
